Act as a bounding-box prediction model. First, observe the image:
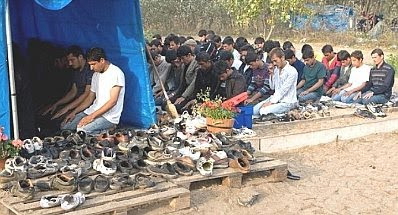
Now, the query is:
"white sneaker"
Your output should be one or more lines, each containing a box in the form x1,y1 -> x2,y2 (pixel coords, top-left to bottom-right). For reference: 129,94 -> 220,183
40,195 -> 61,208
94,159 -> 116,175
101,147 -> 116,161
32,137 -> 43,151
178,147 -> 200,161
12,156 -> 27,172
23,139 -> 35,154
60,192 -> 85,211
176,132 -> 188,141
196,157 -> 214,176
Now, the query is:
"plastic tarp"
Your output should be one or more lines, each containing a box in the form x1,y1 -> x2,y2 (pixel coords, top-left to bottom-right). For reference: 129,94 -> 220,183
6,0 -> 156,131
0,1 -> 10,136
292,4 -> 354,32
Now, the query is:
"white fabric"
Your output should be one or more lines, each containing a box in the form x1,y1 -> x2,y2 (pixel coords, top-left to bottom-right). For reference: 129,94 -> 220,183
269,62 -> 298,104
345,64 -> 371,92
84,64 -> 125,124
232,49 -> 241,61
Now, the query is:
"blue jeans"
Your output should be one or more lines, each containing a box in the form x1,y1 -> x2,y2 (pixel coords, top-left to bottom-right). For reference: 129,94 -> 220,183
253,98 -> 296,116
61,112 -> 115,135
361,91 -> 389,105
332,90 -> 361,103
297,88 -> 321,104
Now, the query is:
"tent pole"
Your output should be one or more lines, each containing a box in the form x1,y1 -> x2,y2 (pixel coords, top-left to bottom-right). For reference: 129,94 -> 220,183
5,0 -> 19,139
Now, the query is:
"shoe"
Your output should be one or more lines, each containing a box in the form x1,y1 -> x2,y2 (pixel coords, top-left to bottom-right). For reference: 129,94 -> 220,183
175,156 -> 195,170
102,147 -> 116,161
131,173 -> 156,189
28,155 -> 47,167
11,179 -> 34,200
77,160 -> 92,176
40,195 -> 61,208
48,146 -> 60,159
147,150 -> 173,163
27,163 -> 58,179
35,180 -> 52,191
6,156 -> 27,172
23,139 -> 35,154
80,146 -> 94,161
366,103 -> 386,117
259,113 -> 279,122
132,159 -> 148,170
229,157 -> 250,173
39,147 -> 53,159
61,130 -> 73,138
109,174 -> 130,190
160,126 -> 177,136
128,145 -> 144,160
241,149 -> 255,162
66,133 -> 83,146
115,151 -> 129,161
354,108 -> 376,119
117,160 -> 134,174
60,164 -> 82,178
215,133 -> 234,148
0,169 -> 26,183
211,151 -> 229,169
51,174 -> 77,192
173,162 -> 194,176
178,147 -> 200,161
148,136 -> 164,151
196,157 -> 214,176
94,159 -> 117,175
226,149 -> 243,160
77,131 -> 87,142
287,170 -> 301,180
94,175 -> 109,192
60,192 -> 85,211
147,163 -> 178,179
78,176 -> 94,194
32,137 -> 43,151
115,132 -> 128,144
236,140 -> 256,155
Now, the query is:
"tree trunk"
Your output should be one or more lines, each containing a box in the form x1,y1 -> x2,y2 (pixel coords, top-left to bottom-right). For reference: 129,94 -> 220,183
265,25 -> 274,40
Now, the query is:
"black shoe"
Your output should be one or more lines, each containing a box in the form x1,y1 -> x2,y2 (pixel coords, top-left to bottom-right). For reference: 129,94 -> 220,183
147,163 -> 178,179
131,173 -> 156,189
94,175 -> 109,192
259,113 -> 278,122
287,170 -> 300,180
78,176 -> 94,194
173,162 -> 193,176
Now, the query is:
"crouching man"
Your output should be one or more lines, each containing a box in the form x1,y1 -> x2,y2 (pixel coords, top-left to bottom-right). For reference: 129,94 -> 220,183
253,48 -> 298,117
61,47 -> 125,134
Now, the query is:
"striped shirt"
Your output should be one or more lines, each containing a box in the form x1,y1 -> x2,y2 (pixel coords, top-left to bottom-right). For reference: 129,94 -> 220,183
362,62 -> 395,98
269,62 -> 298,104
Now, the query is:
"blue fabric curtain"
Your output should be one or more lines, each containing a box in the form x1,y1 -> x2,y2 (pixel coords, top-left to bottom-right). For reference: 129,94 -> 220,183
9,0 -> 156,129
0,1 -> 10,136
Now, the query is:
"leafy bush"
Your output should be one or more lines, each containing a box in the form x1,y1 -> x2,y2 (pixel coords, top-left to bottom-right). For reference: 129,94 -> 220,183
386,54 -> 398,75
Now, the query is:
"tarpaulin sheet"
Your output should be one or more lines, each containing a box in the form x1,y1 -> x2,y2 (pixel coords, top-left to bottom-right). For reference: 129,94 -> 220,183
9,0 -> 156,129
0,1 -> 10,136
292,4 -> 354,32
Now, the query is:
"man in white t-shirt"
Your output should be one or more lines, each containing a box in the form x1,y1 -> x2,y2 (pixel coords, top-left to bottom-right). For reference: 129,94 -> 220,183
332,50 -> 370,104
61,47 -> 125,134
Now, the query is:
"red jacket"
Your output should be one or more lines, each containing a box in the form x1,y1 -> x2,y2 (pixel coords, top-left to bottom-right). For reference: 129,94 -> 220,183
322,55 -> 341,88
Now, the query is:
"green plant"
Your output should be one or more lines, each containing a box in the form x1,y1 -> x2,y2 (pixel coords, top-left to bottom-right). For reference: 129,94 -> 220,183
194,89 -> 237,120
386,54 -> 398,75
0,127 -> 21,159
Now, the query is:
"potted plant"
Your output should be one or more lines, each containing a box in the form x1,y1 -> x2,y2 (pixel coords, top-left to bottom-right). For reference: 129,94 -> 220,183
0,127 -> 22,170
194,89 -> 238,134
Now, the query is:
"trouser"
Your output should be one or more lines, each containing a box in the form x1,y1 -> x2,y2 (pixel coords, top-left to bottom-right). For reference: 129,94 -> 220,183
253,98 -> 296,117
61,112 -> 115,135
297,88 -> 321,104
332,90 -> 361,104
360,91 -> 389,105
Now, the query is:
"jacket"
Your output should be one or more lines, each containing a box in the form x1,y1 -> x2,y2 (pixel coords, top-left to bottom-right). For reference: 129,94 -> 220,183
213,69 -> 247,100
174,59 -> 199,99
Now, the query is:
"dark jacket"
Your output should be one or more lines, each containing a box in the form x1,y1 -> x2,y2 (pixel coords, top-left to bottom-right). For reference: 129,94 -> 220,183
187,63 -> 218,101
174,59 -> 199,98
362,62 -> 395,98
332,64 -> 352,88
213,69 -> 247,100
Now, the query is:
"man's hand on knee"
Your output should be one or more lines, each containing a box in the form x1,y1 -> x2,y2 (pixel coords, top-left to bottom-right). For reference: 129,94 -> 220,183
62,112 -> 76,126
78,115 -> 95,128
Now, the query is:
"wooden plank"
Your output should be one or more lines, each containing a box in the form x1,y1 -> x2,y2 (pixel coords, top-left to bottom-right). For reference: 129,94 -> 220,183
221,174 -> 242,188
249,160 -> 288,173
170,168 -> 241,185
62,187 -> 190,215
16,181 -> 175,214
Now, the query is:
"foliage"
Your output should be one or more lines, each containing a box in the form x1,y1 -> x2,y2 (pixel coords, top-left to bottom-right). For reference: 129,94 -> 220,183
386,54 -> 398,76
194,89 -> 237,120
0,127 -> 21,159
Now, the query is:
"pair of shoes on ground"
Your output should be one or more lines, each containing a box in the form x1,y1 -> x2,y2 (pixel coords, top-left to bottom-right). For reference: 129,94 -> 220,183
147,162 -> 193,178
40,192 -> 85,211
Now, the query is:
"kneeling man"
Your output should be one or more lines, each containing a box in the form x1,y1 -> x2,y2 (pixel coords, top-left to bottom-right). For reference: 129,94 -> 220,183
62,47 -> 125,134
254,48 -> 298,117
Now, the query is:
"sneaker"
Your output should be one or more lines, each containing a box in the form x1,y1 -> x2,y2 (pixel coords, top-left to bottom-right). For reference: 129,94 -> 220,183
51,174 -> 77,192
117,160 -> 134,174
226,149 -> 243,160
0,169 -> 26,183
128,145 -> 144,160
60,192 -> 85,211
196,157 -> 214,176
94,175 -> 109,192
76,131 -> 87,142
366,103 -> 386,117
211,151 -> 229,169
147,163 -> 178,179
102,147 -> 116,161
11,179 -> 34,200
354,108 -> 376,119
173,162 -> 193,176
80,146 -> 94,161
40,195 -> 62,208
60,164 -> 82,178
175,156 -> 195,170
77,176 -> 94,194
148,136 -> 164,151
28,155 -> 47,167
132,159 -> 149,170
110,174 -> 130,190
229,157 -> 250,173
32,137 -> 43,151
115,151 -> 129,161
147,151 -> 173,163
23,139 -> 35,154
94,159 -> 117,175
178,147 -> 200,161
27,163 -> 58,179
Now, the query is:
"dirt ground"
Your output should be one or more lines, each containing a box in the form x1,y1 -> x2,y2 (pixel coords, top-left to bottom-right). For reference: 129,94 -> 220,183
169,131 -> 398,215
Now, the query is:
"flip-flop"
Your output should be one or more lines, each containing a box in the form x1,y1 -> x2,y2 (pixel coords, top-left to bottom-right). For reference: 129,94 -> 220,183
287,170 -> 300,180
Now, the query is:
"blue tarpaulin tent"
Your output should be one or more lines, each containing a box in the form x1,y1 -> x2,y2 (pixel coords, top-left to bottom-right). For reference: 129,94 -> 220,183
292,4 -> 354,32
0,0 -> 156,137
